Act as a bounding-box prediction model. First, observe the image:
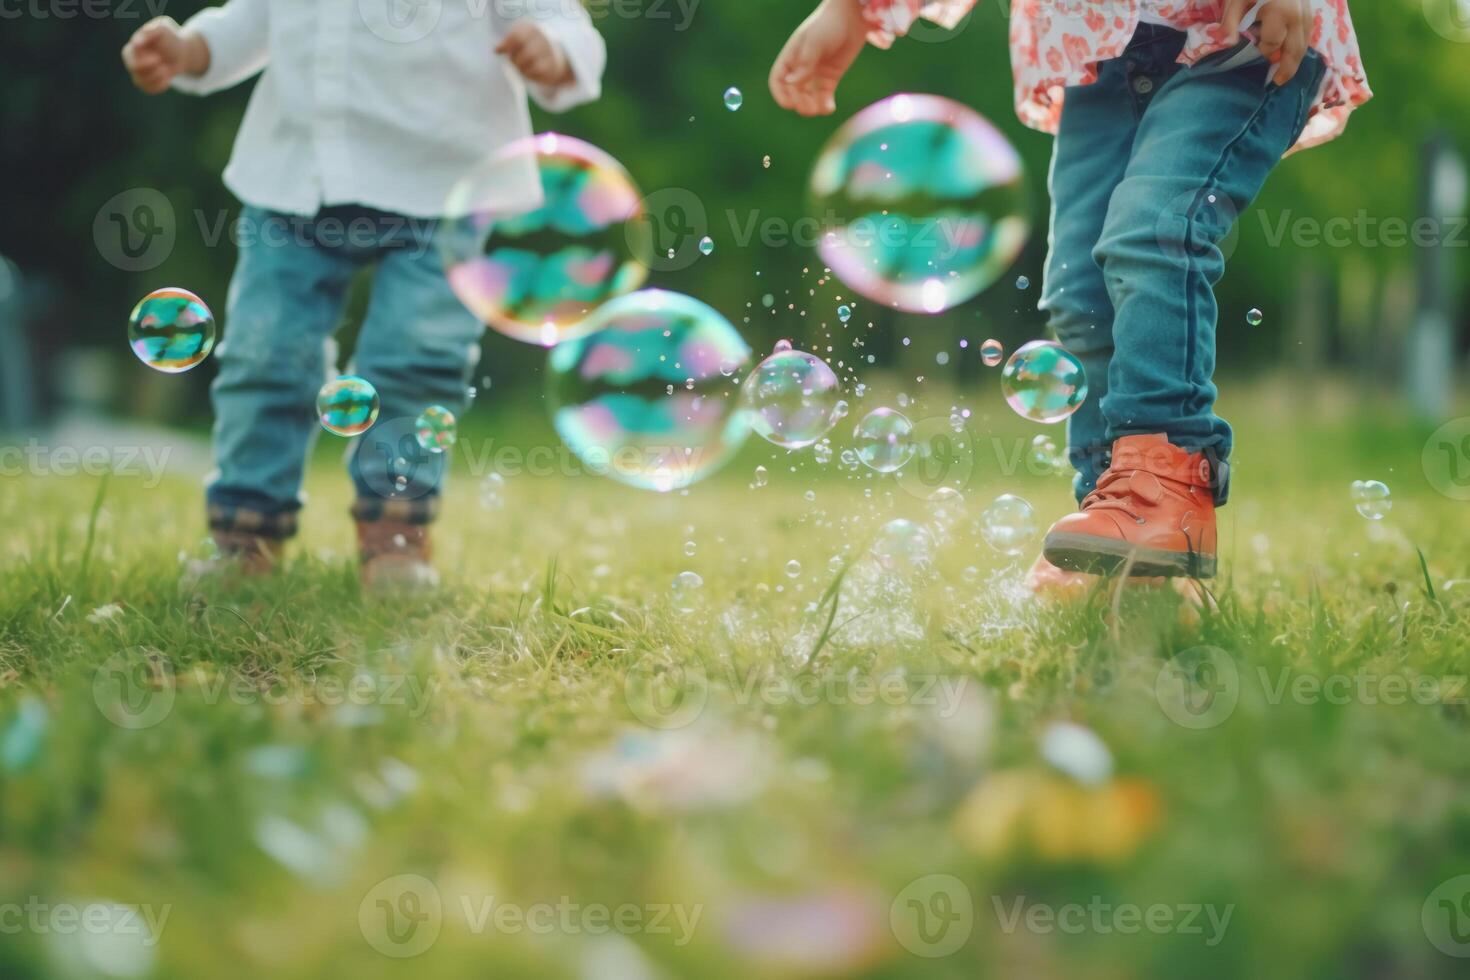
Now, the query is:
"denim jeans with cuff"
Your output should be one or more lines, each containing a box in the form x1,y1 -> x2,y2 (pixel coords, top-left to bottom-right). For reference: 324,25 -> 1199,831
205,204 -> 482,539
1040,23 -> 1327,505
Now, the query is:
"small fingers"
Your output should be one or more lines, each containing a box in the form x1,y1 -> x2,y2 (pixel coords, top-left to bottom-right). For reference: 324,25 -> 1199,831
1257,9 -> 1289,60
1272,31 -> 1306,84
1220,0 -> 1250,35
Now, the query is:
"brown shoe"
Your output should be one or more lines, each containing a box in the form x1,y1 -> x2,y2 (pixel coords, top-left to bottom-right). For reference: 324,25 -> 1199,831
357,520 -> 439,593
181,531 -> 282,585
1043,434 -> 1218,578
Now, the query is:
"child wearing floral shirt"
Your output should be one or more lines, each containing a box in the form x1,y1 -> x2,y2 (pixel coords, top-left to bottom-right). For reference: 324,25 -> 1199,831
771,0 -> 1369,589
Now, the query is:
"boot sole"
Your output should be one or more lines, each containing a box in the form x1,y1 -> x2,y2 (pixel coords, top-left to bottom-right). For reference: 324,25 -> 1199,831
1043,532 -> 1217,579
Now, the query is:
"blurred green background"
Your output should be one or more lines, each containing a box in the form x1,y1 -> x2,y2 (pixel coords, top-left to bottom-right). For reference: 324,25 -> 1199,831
3,0 -> 1468,427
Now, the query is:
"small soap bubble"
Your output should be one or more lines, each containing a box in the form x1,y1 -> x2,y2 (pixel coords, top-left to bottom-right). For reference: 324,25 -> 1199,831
742,349 -> 842,449
699,236 -> 715,256
127,287 -> 216,373
1246,307 -> 1263,326
979,493 -> 1038,555
837,305 -> 851,323
724,86 -> 744,111
414,405 -> 457,453
1351,479 -> 1391,520
980,338 -> 1004,367
480,472 -> 507,509
1015,275 -> 1030,290
317,376 -> 380,436
752,464 -> 769,488
1001,340 -> 1087,423
671,570 -> 704,613
784,559 -> 802,578
852,407 -> 915,473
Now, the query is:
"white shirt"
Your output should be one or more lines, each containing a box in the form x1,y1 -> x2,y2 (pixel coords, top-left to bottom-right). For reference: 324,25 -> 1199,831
173,0 -> 606,218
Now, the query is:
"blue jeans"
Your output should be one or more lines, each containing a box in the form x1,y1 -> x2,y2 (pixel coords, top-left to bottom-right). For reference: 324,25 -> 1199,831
206,205 -> 482,538
1040,24 -> 1327,505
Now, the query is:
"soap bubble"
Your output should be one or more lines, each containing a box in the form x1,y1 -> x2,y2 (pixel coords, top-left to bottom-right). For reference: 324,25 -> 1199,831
414,405 -> 457,453
809,94 -> 1028,313
699,236 -> 715,256
547,289 -> 752,492
127,287 -> 215,373
926,486 -> 966,529
317,376 -> 381,437
1016,275 -> 1030,290
980,338 -> 1003,367
853,407 -> 915,473
1246,307 -> 1263,326
1351,479 -> 1392,520
480,472 -> 507,510
671,570 -> 704,613
1029,434 -> 1061,474
870,518 -> 935,573
1000,340 -> 1087,423
784,559 -> 802,578
979,493 -> 1037,555
724,87 -> 743,111
444,133 -> 650,347
837,304 -> 851,323
752,464 -> 768,488
741,350 -> 842,449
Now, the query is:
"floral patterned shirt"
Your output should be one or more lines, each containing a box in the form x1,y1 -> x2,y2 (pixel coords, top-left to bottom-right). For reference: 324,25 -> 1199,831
860,0 -> 1371,152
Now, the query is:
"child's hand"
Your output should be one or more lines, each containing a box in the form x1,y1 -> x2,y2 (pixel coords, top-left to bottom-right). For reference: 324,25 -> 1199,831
1222,0 -> 1310,85
122,16 -> 209,94
769,0 -> 869,116
496,22 -> 574,88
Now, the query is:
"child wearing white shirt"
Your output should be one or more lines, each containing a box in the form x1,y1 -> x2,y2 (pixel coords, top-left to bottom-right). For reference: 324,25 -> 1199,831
123,0 -> 607,590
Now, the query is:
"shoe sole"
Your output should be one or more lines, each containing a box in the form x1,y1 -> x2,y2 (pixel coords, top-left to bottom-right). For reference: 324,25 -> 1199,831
1043,532 -> 1216,579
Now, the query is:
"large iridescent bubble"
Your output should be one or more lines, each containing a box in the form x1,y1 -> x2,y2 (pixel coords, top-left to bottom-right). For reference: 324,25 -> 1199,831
548,290 -> 752,492
444,133 -> 651,347
127,287 -> 215,373
741,349 -> 842,449
1000,340 -> 1088,424
809,94 -> 1028,314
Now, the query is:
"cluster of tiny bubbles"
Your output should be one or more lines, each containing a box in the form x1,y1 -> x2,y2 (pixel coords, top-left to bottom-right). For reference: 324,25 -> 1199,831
127,287 -> 216,373
751,464 -> 769,488
980,493 -> 1038,555
1246,307 -> 1264,326
699,236 -> 715,256
809,94 -> 1029,313
546,289 -> 752,492
1015,275 -> 1030,290
724,86 -> 743,111
838,448 -> 862,471
414,405 -> 457,453
837,304 -> 852,323
980,338 -> 1004,367
671,570 -> 704,613
479,471 -> 507,510
316,376 -> 381,437
870,518 -> 936,574
741,347 -> 843,449
442,133 -> 651,347
852,407 -> 916,473
1351,479 -> 1392,520
1000,339 -> 1088,423
813,439 -> 834,465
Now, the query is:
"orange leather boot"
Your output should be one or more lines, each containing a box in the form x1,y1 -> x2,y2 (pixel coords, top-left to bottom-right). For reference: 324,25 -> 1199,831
1043,434 -> 1217,578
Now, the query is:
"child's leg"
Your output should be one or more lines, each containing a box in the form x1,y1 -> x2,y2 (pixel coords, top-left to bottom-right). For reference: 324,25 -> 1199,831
207,206 -> 360,543
1090,45 -> 1329,500
1040,49 -> 1156,502
346,214 -> 483,528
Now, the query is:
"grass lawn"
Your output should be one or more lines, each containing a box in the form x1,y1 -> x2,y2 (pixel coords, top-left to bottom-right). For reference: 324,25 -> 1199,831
1,377 -> 1468,979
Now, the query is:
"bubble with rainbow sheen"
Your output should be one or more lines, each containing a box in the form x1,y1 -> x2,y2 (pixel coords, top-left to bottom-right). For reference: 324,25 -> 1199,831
317,376 -> 380,437
443,133 -> 651,347
414,405 -> 457,453
741,349 -> 841,450
853,407 -> 915,473
127,287 -> 215,373
809,94 -> 1028,314
1000,340 -> 1087,424
547,289 -> 752,492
